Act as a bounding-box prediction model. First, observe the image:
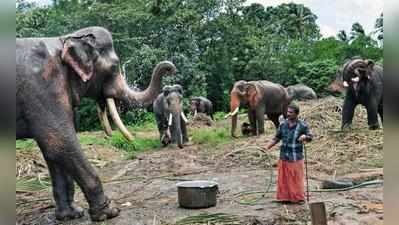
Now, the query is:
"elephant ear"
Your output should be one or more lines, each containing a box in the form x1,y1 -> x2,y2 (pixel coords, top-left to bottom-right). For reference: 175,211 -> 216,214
246,84 -> 259,109
61,34 -> 97,82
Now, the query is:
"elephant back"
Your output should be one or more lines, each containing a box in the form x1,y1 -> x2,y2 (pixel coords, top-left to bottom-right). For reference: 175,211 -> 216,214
256,80 -> 290,114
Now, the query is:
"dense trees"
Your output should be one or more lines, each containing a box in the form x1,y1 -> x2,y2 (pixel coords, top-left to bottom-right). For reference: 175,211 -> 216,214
16,0 -> 383,130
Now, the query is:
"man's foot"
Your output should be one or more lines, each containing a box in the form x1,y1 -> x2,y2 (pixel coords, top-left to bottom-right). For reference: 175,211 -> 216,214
89,198 -> 120,221
272,200 -> 305,205
55,205 -> 84,221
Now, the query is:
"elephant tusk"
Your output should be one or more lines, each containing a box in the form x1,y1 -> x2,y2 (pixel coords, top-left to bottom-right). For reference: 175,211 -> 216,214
351,76 -> 360,83
343,81 -> 349,87
224,113 -> 232,119
181,112 -> 188,123
106,98 -> 133,141
168,113 -> 173,126
194,110 -> 197,117
231,107 -> 239,116
96,103 -> 113,136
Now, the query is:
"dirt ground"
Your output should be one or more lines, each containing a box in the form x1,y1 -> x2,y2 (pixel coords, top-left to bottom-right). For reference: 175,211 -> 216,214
16,97 -> 383,225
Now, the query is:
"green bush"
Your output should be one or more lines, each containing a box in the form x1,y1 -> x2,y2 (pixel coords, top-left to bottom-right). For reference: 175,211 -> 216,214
295,59 -> 338,96
191,127 -> 232,145
110,133 -> 160,159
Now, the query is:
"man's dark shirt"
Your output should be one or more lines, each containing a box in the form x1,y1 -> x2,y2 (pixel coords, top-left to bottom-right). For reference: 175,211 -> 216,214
273,119 -> 312,161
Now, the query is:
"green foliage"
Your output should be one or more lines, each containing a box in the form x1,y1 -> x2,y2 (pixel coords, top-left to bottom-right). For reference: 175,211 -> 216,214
16,0 -> 383,129
16,139 -> 36,151
213,112 -> 228,121
190,127 -> 232,145
78,134 -> 109,146
76,98 -> 101,131
110,133 -> 160,159
295,59 -> 338,96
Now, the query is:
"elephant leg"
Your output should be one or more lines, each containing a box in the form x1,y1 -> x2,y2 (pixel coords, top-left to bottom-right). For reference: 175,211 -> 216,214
255,108 -> 265,135
366,100 -> 380,130
269,114 -> 280,129
32,113 -> 120,222
342,95 -> 357,130
46,161 -> 84,221
378,101 -> 383,123
248,110 -> 257,136
73,107 -> 80,131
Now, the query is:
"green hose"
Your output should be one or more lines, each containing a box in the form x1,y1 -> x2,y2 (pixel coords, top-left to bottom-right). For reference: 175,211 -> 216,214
231,146 -> 384,205
231,146 -> 274,205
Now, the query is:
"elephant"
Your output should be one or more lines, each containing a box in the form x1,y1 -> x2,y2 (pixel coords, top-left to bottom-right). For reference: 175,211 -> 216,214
189,96 -> 214,119
16,27 -> 176,221
331,57 -> 383,130
153,85 -> 189,148
286,84 -> 317,101
225,80 -> 291,137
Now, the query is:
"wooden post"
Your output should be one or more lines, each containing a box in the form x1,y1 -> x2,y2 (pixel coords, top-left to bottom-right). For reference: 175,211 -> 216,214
310,202 -> 328,225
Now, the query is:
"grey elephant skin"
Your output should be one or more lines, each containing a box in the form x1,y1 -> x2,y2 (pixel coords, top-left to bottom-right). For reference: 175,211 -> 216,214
153,85 -> 189,148
190,96 -> 214,119
16,27 -> 175,221
227,80 -> 291,137
286,84 -> 317,101
331,58 -> 383,130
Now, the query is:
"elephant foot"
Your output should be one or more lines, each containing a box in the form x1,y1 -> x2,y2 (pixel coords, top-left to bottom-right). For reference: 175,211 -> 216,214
369,124 -> 380,130
55,205 -> 84,221
183,136 -> 189,143
89,198 -> 120,222
341,123 -> 352,131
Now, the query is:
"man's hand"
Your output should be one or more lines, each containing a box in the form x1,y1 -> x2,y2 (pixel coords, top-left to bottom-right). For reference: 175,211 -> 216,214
298,134 -> 308,143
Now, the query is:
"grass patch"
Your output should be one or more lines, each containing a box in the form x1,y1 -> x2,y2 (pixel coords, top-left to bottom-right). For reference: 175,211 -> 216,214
365,157 -> 383,168
213,111 -> 228,121
16,139 -> 36,151
129,121 -> 157,132
110,132 -> 160,159
79,134 -> 109,146
190,126 -> 232,145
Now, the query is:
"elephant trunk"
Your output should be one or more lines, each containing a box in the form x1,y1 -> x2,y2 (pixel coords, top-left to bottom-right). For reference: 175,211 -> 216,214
230,92 -> 241,137
171,113 -> 184,148
126,61 -> 176,107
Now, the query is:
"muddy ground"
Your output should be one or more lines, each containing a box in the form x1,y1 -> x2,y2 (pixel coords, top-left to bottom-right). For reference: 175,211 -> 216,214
16,97 -> 383,225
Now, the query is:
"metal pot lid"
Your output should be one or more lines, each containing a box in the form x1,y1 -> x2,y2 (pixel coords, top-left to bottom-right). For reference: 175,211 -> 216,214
176,180 -> 218,188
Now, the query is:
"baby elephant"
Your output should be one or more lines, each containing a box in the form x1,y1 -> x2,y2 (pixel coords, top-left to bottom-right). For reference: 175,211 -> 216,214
190,96 -> 214,119
153,85 -> 189,148
286,84 -> 317,101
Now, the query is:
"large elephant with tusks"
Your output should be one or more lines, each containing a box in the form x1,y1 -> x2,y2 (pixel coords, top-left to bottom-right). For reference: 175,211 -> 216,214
153,85 -> 189,148
16,27 -> 176,221
330,57 -> 383,130
226,80 -> 291,137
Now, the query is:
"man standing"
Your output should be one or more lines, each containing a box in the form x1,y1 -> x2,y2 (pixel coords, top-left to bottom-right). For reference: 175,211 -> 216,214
265,103 -> 312,204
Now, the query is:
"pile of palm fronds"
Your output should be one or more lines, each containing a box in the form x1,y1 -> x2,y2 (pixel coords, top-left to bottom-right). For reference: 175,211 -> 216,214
16,175 -> 51,193
175,213 -> 241,225
296,96 -> 383,176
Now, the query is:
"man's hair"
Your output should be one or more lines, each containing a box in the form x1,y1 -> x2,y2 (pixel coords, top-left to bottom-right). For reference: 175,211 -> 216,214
288,103 -> 300,114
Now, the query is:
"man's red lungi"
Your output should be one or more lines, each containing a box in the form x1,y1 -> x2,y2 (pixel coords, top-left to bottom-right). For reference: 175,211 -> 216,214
276,159 -> 305,202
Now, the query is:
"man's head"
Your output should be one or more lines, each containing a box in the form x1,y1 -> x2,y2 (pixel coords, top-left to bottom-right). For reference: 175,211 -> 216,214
287,103 -> 300,120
